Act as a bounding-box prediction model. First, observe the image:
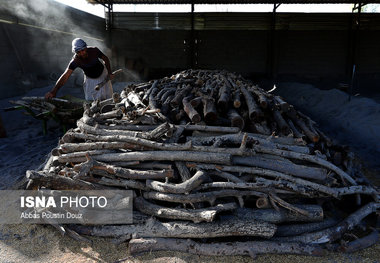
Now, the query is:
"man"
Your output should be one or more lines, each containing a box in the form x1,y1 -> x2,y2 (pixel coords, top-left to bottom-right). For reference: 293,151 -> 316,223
45,38 -> 114,101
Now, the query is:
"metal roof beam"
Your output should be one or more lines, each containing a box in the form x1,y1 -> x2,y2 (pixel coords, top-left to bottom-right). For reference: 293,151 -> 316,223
91,0 -> 108,8
87,1 -> 380,4
353,2 -> 367,11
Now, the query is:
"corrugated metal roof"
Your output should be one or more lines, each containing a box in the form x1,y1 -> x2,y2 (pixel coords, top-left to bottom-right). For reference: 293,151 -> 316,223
109,12 -> 380,30
88,0 -> 380,4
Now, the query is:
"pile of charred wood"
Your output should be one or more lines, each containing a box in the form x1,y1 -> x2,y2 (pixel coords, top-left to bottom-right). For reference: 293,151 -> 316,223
26,69 -> 379,257
6,96 -> 84,134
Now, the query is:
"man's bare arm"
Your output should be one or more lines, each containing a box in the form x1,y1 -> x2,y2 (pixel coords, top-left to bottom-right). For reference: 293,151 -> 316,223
45,68 -> 73,99
101,54 -> 114,80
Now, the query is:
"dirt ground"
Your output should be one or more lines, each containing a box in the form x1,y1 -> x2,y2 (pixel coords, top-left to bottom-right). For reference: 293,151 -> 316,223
0,223 -> 379,263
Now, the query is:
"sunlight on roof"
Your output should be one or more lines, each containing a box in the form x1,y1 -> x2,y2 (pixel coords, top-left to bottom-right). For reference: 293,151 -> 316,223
113,3 -> 354,13
54,0 -> 380,18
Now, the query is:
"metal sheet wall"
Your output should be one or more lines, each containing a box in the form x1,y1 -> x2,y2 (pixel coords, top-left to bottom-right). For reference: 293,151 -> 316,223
356,31 -> 380,73
195,30 -> 268,74
110,12 -> 380,89
111,29 -> 189,77
110,12 -> 380,31
276,30 -> 348,75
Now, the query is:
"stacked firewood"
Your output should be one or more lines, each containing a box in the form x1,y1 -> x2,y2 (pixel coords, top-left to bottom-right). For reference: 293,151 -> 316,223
6,96 -> 84,133
26,70 -> 379,257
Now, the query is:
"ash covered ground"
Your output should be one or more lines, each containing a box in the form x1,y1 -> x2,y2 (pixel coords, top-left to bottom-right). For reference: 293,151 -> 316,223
0,82 -> 128,189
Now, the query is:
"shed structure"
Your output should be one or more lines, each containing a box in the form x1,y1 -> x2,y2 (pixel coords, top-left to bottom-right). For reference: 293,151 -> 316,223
1,0 -> 380,98
89,0 -> 380,95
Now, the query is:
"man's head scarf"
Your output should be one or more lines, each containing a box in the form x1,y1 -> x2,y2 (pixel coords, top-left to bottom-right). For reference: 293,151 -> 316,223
72,38 -> 87,53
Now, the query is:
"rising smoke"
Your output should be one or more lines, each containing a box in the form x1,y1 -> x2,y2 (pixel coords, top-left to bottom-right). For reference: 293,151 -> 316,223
0,0 -> 108,97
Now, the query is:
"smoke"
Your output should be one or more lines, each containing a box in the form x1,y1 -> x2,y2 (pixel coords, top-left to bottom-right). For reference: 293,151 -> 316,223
0,0 -> 108,95
1,0 -> 103,35
2,0 -> 66,30
1,0 -> 108,59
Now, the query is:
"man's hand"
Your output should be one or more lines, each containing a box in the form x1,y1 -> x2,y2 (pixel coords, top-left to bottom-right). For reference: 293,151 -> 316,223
45,91 -> 56,99
108,73 -> 115,81
45,68 -> 73,99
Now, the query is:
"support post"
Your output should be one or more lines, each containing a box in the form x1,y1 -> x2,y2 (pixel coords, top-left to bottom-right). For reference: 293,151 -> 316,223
190,1 -> 196,68
349,2 -> 364,100
106,0 -> 113,31
267,3 -> 281,87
